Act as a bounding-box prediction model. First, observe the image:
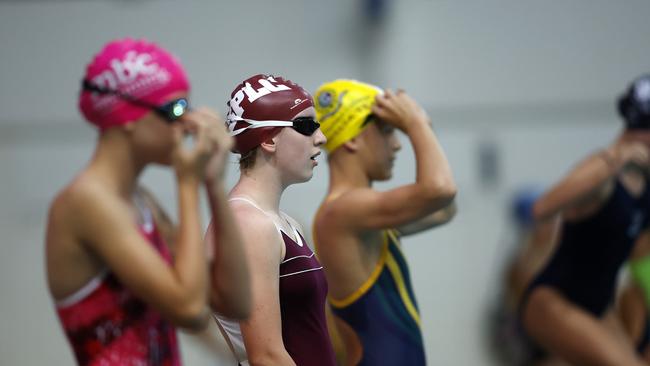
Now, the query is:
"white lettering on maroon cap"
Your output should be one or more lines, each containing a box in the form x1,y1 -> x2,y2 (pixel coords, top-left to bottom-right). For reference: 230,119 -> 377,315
228,76 -> 292,119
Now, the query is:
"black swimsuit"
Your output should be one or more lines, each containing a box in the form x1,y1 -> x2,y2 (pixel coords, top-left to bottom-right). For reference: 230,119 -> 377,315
525,179 -> 650,316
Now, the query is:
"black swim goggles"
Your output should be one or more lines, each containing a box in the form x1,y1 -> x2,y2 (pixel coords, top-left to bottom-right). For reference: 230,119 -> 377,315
227,115 -> 320,137
82,79 -> 189,123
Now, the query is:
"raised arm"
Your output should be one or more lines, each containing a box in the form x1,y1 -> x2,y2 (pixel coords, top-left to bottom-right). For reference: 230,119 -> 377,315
232,206 -> 296,366
194,108 -> 251,320
533,137 -> 649,221
331,90 -> 456,231
76,173 -> 208,330
74,109 -> 231,330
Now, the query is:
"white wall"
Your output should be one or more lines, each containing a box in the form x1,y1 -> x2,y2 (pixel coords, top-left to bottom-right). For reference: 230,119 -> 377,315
0,1 -> 647,365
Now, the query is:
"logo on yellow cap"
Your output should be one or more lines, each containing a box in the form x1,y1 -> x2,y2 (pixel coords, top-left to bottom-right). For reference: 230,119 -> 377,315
314,79 -> 382,153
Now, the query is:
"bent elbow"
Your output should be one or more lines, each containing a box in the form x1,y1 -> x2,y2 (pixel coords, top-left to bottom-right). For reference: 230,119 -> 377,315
169,301 -> 210,331
422,179 -> 457,208
439,200 -> 458,225
447,200 -> 458,218
441,183 -> 458,203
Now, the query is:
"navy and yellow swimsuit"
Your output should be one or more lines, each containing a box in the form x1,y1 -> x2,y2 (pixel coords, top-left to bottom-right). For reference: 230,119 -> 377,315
329,229 -> 425,366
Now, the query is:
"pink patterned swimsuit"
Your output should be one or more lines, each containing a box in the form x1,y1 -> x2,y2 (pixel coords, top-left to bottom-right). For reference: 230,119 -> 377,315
55,198 -> 181,366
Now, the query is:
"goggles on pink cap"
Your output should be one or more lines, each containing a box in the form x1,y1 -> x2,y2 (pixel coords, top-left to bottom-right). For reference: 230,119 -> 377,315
79,38 -> 190,130
225,74 -> 316,154
82,80 -> 189,123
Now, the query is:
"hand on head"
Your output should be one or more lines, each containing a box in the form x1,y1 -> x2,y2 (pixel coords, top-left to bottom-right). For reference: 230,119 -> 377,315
371,89 -> 430,132
611,134 -> 650,168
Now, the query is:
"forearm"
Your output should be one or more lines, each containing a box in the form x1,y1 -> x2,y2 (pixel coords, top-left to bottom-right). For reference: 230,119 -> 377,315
172,176 -> 209,318
206,179 -> 251,319
406,121 -> 456,199
533,151 -> 619,220
240,304 -> 295,365
247,348 -> 297,366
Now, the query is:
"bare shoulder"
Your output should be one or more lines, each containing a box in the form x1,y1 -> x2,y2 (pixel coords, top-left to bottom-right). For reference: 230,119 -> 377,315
49,176 -> 111,226
46,183 -> 81,250
61,176 -> 136,245
45,175 -> 124,277
317,188 -> 374,227
314,191 -> 371,252
229,201 -> 283,262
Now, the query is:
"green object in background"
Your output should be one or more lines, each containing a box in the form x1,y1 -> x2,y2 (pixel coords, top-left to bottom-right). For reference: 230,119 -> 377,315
630,255 -> 650,306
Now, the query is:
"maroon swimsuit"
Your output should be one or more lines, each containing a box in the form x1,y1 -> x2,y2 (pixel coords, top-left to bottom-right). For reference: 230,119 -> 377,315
278,229 -> 336,366
214,197 -> 336,366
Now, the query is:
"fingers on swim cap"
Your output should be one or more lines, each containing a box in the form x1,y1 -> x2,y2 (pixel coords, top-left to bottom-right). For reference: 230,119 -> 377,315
225,74 -> 313,154
79,38 -> 190,130
619,74 -> 650,130
313,79 -> 382,153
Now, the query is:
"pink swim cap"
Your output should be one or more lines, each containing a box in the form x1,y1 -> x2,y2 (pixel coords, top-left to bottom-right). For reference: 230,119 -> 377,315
225,74 -> 313,154
79,38 -> 190,130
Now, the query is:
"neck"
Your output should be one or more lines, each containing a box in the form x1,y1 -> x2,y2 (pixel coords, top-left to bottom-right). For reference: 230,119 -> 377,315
230,162 -> 286,213
327,152 -> 371,195
86,129 -> 145,198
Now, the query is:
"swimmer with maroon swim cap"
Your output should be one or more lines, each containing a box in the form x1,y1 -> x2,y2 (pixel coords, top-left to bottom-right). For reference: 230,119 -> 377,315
210,74 -> 337,366
46,38 -> 250,366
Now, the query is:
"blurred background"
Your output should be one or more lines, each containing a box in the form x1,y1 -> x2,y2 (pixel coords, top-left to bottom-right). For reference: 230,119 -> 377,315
1,0 -> 649,364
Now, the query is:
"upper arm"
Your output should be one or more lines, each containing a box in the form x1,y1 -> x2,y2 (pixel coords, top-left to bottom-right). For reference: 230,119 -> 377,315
328,184 -> 456,231
396,200 -> 457,236
72,188 -> 199,326
230,207 -> 291,362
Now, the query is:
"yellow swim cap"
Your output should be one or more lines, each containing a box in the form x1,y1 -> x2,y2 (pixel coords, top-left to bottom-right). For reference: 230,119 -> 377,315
314,79 -> 382,153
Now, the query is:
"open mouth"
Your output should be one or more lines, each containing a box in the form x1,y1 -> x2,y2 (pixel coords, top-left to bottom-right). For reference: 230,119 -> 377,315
310,151 -> 321,161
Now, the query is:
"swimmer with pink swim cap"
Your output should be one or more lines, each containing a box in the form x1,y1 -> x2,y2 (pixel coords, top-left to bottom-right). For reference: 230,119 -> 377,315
46,38 -> 251,365
209,74 -> 337,366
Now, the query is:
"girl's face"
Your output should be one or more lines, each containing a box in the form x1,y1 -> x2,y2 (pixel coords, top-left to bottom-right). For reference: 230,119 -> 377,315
358,118 -> 402,181
273,107 -> 326,185
129,92 -> 189,166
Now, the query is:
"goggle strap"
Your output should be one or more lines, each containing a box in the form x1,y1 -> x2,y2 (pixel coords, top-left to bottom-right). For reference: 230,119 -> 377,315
228,117 -> 294,137
83,79 -> 160,110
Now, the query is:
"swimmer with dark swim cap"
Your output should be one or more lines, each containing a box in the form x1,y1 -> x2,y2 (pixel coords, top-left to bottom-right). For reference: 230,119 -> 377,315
519,75 -> 650,366
211,74 -> 337,366
620,76 -> 650,362
312,79 -> 457,366
47,38 -> 250,366
619,74 -> 650,131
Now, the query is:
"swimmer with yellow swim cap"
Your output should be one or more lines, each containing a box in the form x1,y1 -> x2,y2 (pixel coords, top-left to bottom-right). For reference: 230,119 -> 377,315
312,79 -> 458,366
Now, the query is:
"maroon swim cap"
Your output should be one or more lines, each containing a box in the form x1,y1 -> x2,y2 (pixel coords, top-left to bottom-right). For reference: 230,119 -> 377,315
225,74 -> 313,154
